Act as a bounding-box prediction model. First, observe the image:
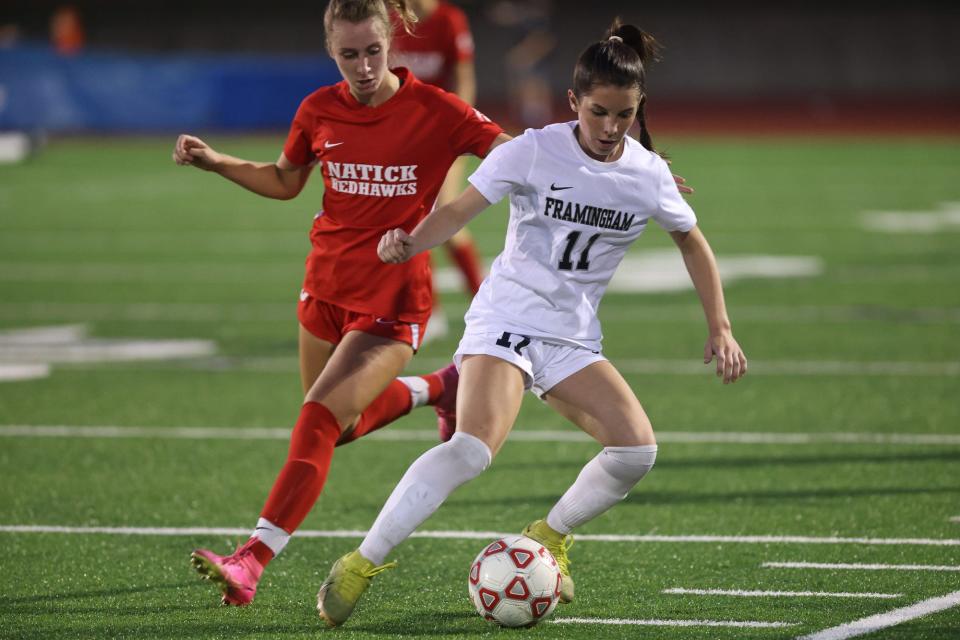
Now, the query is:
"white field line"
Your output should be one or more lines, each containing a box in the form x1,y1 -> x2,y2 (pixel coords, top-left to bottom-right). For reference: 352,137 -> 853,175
3,424 -> 960,447
795,590 -> 960,640
1,526 -> 958,547
552,617 -> 796,628
0,339 -> 216,364
950,516 -> 960,523
663,588 -> 901,599
0,324 -> 88,344
0,302 -> 294,323
765,562 -> 960,572
0,364 -> 50,382
861,203 -> 960,234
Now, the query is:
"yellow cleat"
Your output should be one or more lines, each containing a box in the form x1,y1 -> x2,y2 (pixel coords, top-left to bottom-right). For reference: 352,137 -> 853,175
522,519 -> 575,603
316,550 -> 397,627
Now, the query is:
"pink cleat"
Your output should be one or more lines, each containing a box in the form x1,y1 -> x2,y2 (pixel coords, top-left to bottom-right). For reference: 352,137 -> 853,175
432,363 -> 458,442
190,539 -> 264,606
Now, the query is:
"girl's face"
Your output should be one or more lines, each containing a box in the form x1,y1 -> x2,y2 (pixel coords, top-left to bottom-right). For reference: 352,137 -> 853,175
568,84 -> 642,161
328,17 -> 391,103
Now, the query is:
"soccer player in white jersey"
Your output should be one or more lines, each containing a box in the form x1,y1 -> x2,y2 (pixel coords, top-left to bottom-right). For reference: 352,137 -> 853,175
315,18 -> 747,627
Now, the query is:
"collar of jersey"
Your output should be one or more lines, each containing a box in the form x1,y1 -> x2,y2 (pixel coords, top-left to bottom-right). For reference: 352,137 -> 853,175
564,121 -> 633,170
336,67 -> 415,115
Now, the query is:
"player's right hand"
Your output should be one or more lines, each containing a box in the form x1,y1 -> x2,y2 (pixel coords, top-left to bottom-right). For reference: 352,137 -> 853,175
172,134 -> 221,171
378,228 -> 415,263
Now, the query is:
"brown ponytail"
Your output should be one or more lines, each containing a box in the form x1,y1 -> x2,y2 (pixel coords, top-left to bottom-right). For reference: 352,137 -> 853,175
573,17 -> 662,154
324,0 -> 417,49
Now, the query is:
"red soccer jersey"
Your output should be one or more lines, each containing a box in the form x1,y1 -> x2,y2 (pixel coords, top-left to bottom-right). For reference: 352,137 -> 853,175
283,68 -> 502,324
391,2 -> 474,91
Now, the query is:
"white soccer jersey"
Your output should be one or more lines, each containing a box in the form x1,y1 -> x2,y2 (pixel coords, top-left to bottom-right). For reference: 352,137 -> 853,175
465,121 -> 697,351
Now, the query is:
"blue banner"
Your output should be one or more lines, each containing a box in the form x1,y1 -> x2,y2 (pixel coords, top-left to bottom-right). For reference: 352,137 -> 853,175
0,44 -> 341,131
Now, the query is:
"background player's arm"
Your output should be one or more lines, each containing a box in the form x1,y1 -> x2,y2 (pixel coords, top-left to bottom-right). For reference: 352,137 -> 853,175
488,132 -> 513,151
173,134 -> 311,200
453,60 -> 477,106
670,226 -> 747,383
379,186 -> 491,263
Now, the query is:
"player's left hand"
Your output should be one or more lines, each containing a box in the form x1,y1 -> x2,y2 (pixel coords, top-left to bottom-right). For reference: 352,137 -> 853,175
673,173 -> 694,194
704,331 -> 747,384
666,159 -> 694,194
378,228 -> 416,263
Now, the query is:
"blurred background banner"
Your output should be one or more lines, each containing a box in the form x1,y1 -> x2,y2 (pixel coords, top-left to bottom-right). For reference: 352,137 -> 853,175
0,44 -> 339,131
1,0 -> 957,133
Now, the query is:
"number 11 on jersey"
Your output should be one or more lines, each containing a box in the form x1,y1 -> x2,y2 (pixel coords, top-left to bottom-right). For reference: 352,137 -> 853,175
558,231 -> 600,271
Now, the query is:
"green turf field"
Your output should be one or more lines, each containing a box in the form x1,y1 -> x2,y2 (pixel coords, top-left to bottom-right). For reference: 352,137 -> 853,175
1,136 -> 958,639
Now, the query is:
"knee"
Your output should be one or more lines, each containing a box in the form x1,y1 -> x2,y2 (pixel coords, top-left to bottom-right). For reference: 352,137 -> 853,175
605,419 -> 656,448
445,432 -> 493,478
302,394 -> 355,431
597,444 -> 658,484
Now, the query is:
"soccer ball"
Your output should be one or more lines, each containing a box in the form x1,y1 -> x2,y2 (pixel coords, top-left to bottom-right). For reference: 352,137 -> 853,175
467,535 -> 561,627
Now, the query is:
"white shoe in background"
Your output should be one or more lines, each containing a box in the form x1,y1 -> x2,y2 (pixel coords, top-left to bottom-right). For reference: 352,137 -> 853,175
420,306 -> 449,347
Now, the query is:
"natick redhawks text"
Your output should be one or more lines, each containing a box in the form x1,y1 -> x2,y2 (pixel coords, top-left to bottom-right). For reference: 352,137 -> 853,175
326,162 -> 419,197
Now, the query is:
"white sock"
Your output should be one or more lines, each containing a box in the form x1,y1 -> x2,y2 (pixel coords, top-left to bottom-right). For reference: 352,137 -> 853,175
359,432 -> 491,564
252,517 -> 290,556
398,376 -> 431,408
546,444 -> 658,534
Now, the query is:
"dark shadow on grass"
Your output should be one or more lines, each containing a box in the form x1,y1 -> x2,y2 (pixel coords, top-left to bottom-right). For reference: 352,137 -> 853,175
346,610 -> 491,636
446,485 -> 960,509
623,485 -> 960,505
5,603 -> 209,616
661,449 -> 960,469
493,449 -> 960,473
4,621 -> 317,640
0,581 -> 197,608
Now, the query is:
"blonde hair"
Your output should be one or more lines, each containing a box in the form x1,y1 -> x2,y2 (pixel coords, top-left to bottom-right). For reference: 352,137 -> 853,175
324,0 -> 417,49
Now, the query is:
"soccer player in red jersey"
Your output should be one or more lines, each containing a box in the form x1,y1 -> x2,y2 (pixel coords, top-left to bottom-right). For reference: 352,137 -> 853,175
392,0 -> 486,340
171,0 -> 509,607
392,0 -> 475,98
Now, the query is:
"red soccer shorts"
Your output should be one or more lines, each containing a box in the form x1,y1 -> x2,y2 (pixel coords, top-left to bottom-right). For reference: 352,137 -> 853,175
297,290 -> 426,351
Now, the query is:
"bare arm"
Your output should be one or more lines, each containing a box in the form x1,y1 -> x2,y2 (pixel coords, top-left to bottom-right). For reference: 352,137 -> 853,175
379,186 -> 491,263
487,132 -> 513,152
670,226 -> 747,383
452,60 -> 477,106
172,134 -> 311,201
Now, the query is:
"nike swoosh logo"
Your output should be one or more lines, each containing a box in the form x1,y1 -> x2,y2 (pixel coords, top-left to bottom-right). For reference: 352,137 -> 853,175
375,317 -> 397,325
550,183 -> 573,191
324,141 -> 344,149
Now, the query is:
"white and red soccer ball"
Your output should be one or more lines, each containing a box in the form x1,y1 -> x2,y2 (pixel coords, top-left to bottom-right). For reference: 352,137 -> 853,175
467,534 -> 562,627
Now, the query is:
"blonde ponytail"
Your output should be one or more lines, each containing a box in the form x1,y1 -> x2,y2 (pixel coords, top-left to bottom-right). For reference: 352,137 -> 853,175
324,0 -> 418,46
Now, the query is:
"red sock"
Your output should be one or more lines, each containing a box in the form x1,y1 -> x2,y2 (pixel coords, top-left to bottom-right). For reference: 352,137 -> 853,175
422,373 -> 444,405
246,538 -> 275,567
446,240 -> 484,296
337,380 -> 413,446
259,402 -> 341,533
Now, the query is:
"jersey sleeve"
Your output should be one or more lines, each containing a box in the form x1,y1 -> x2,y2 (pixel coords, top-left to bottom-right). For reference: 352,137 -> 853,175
467,132 -> 536,204
282,97 -> 317,166
652,156 -> 697,232
443,92 -> 503,158
446,8 -> 475,62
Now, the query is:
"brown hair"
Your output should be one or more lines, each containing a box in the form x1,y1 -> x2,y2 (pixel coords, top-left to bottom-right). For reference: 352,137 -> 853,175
324,0 -> 417,49
573,18 -> 662,154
